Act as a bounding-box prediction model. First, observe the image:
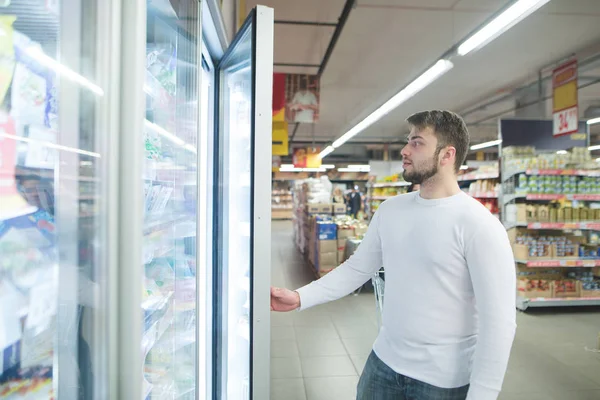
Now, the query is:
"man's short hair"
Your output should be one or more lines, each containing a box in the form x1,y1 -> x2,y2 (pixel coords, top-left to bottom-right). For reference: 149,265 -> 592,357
406,110 -> 470,172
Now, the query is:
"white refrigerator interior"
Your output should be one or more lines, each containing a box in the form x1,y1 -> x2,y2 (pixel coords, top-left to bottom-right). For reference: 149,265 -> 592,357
142,1 -> 200,399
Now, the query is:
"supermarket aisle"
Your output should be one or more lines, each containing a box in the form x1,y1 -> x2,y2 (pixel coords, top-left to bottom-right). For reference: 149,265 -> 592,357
270,221 -> 600,400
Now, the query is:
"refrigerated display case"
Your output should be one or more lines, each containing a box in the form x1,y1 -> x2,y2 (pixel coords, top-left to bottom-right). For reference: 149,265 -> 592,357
141,1 -> 201,399
0,1 -> 273,399
0,0 -> 109,399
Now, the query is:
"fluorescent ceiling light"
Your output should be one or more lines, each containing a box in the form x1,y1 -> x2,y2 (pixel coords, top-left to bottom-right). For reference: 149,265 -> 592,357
457,0 -> 551,56
460,165 -> 469,170
338,168 -> 370,172
587,117 -> 600,125
470,139 -> 502,150
320,59 -> 454,159
321,164 -> 335,169
0,132 -> 101,158
25,46 -> 104,96
319,145 -> 335,159
281,164 -> 294,168
145,120 -> 185,146
588,145 -> 600,151
556,150 -> 568,155
348,164 -> 370,169
183,143 -> 197,154
279,167 -> 326,172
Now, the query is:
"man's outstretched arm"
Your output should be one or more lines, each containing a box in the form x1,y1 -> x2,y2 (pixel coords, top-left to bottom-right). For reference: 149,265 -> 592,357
272,207 -> 384,312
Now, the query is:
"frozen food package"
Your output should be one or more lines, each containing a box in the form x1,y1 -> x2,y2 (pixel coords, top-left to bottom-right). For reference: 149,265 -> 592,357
0,15 -> 16,107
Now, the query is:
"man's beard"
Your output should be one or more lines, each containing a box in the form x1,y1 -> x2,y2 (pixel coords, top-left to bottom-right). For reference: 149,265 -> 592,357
402,159 -> 439,184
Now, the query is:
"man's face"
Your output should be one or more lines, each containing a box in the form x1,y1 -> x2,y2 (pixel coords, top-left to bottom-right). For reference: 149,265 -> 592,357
401,126 -> 441,184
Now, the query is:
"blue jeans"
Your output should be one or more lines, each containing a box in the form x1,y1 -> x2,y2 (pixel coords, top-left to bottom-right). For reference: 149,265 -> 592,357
357,351 -> 469,400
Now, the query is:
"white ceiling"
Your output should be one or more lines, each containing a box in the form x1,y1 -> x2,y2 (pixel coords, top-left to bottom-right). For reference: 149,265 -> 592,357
247,0 -> 600,146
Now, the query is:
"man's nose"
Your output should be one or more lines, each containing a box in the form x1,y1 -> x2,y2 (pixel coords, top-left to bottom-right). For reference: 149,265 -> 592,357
401,145 -> 409,158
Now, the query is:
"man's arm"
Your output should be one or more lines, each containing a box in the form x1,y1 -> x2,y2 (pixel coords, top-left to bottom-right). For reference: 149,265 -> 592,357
296,208 -> 384,310
465,219 -> 517,400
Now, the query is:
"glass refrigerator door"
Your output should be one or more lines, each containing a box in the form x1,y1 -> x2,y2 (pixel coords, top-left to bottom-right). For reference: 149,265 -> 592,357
215,6 -> 273,400
1,0 -> 109,399
142,1 -> 201,399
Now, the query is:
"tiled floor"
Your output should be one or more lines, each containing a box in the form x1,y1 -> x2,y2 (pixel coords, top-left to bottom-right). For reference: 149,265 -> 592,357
270,221 -> 600,400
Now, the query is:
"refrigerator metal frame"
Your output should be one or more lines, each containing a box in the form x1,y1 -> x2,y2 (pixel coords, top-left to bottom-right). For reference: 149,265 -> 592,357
210,5 -> 273,400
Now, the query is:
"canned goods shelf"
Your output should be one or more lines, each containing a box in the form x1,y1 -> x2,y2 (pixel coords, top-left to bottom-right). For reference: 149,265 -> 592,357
506,222 -> 600,230
515,259 -> 600,267
457,172 -> 499,181
503,169 -> 600,182
503,193 -> 600,203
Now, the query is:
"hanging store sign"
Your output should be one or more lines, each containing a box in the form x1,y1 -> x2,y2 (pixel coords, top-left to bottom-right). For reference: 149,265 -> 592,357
272,120 -> 289,156
285,74 -> 320,124
293,148 -> 321,168
272,73 -> 289,155
552,60 -> 578,137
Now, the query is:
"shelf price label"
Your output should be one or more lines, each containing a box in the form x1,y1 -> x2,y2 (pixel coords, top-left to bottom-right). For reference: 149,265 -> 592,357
552,60 -> 578,137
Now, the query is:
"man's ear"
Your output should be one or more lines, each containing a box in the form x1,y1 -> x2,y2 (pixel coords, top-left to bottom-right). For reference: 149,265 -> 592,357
440,146 -> 456,168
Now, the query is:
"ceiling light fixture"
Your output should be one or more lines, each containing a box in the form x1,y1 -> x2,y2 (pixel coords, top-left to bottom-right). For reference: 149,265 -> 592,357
588,145 -> 600,151
338,167 -> 369,172
319,59 -> 454,159
460,165 -> 469,170
347,164 -> 370,169
457,0 -> 551,56
0,132 -> 101,158
470,139 -> 502,150
319,146 -> 335,159
25,46 -> 105,96
556,150 -> 568,155
587,117 -> 600,125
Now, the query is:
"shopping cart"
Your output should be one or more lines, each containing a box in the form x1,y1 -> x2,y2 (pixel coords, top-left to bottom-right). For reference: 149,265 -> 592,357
372,269 -> 385,330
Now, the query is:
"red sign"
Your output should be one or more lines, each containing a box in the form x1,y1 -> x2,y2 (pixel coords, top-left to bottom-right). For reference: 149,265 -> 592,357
552,60 -> 578,137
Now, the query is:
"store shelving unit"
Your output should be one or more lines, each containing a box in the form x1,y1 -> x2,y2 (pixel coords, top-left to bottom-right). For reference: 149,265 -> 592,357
458,168 -> 500,216
499,119 -> 600,310
272,181 -> 293,220
365,181 -> 410,219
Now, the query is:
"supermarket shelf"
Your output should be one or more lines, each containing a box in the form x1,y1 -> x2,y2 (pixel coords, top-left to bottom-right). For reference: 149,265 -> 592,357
467,191 -> 498,199
517,295 -> 600,310
458,172 -> 499,181
515,259 -> 600,267
503,168 -> 600,182
368,181 -> 411,188
504,221 -> 528,230
503,193 -> 600,204
369,196 -> 396,201
526,222 -> 600,230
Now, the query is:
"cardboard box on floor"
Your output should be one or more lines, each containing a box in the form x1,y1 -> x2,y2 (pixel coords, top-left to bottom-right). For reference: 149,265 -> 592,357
306,203 -> 333,215
333,203 -> 346,214
319,252 -> 337,267
338,249 -> 345,263
337,227 -> 355,239
319,240 -> 337,254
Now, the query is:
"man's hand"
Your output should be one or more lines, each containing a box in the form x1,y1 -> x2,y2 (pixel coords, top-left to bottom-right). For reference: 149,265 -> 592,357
271,287 -> 301,312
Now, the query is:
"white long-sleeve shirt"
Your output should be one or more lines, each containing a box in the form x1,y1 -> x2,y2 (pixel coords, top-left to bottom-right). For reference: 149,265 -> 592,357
297,191 -> 516,400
